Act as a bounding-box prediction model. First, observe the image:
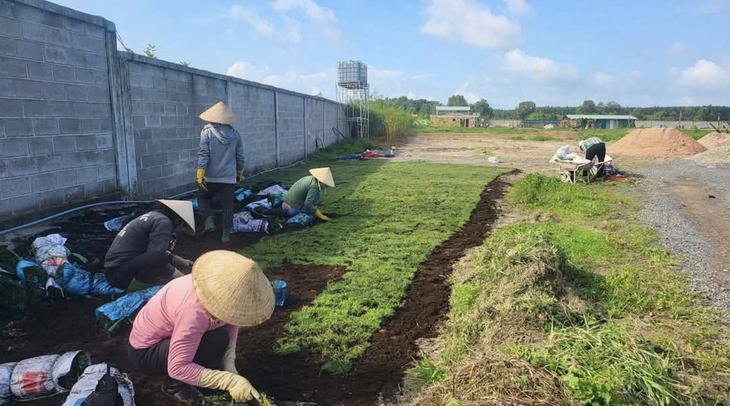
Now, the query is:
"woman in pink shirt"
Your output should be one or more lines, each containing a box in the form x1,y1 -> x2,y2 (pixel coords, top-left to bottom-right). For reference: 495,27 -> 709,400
127,250 -> 275,402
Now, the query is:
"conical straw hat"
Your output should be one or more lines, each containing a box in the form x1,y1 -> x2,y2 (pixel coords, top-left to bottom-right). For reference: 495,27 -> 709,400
200,101 -> 237,125
192,251 -> 274,327
309,167 -> 334,187
156,199 -> 195,233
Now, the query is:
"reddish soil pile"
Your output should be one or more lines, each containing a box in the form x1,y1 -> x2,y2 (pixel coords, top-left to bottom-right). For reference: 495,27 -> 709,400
698,132 -> 730,149
1,173 -> 512,406
608,128 -> 706,157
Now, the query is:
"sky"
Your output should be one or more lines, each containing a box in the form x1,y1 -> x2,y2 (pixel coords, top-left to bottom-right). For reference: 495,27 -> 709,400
53,0 -> 730,109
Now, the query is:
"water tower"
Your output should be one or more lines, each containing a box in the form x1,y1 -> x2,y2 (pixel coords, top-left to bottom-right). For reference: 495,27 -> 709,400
336,61 -> 369,139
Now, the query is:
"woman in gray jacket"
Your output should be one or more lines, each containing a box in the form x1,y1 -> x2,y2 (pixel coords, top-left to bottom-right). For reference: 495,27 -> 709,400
196,102 -> 244,243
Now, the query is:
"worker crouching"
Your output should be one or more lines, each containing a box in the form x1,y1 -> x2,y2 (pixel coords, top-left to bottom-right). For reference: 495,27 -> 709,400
283,167 -> 335,221
103,200 -> 196,293
127,250 -> 274,402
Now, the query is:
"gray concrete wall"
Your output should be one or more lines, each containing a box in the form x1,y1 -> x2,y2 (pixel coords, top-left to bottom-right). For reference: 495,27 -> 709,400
636,120 -> 718,128
0,0 -> 346,226
0,0 -> 117,224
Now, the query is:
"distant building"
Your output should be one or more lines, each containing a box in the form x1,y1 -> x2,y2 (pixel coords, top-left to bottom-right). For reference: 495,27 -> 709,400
432,106 -> 479,128
565,114 -> 637,129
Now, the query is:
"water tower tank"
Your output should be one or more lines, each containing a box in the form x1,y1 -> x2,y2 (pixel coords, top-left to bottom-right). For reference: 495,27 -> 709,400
337,61 -> 367,87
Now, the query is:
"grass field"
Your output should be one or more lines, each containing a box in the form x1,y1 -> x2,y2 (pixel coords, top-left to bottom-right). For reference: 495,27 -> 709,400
406,174 -> 730,405
240,157 -> 508,373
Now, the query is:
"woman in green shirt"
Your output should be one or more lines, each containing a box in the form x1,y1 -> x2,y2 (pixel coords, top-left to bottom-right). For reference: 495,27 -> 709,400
282,167 -> 334,221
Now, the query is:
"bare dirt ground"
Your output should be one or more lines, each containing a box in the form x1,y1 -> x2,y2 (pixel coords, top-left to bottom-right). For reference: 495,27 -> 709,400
395,132 -> 730,310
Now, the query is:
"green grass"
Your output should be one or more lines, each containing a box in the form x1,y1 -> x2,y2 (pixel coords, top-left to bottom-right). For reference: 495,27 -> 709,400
510,135 -> 562,142
240,159 -> 509,373
405,173 -> 730,406
681,128 -> 715,140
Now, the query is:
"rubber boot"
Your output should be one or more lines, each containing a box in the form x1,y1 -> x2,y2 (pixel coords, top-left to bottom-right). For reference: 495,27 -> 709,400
202,216 -> 216,235
161,378 -> 203,402
221,228 -> 231,243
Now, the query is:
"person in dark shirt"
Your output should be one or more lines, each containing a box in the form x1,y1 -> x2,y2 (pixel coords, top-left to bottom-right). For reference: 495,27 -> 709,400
103,200 -> 196,293
579,136 -> 607,177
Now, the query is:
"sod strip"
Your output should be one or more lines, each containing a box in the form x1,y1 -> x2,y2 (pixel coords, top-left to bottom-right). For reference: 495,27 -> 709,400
241,161 -> 509,373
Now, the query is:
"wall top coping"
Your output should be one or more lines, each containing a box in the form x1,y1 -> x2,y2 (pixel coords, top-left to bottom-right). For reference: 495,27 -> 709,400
121,52 -> 343,105
12,0 -> 116,30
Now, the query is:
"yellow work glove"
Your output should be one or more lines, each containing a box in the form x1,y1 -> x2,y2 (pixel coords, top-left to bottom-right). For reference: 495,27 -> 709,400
221,342 -> 238,374
236,170 -> 244,183
196,168 -> 207,192
314,208 -> 331,221
198,369 -> 259,402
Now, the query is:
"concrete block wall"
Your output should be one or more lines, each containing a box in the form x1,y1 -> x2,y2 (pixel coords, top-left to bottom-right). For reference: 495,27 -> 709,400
0,0 -> 116,224
277,92 -> 305,166
228,81 -> 276,174
0,0 -> 347,227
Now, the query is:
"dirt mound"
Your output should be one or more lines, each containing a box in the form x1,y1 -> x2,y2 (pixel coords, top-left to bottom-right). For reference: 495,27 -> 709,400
687,145 -> 730,164
698,132 -> 730,149
608,128 -> 706,157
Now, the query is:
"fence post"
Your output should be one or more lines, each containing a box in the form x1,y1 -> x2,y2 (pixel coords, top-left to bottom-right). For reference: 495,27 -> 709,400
303,97 -> 308,158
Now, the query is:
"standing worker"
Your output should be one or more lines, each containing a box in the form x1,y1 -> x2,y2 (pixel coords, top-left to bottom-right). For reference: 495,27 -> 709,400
283,167 -> 335,221
103,200 -> 196,293
196,101 -> 244,243
579,136 -> 607,177
127,250 -> 274,402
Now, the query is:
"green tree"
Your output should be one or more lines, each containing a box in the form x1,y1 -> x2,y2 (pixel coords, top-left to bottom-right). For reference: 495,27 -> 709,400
516,101 -> 536,119
577,100 -> 597,114
526,111 -> 557,120
180,61 -> 191,67
471,99 -> 493,118
418,104 -> 432,118
447,94 -> 468,106
605,101 -> 622,115
630,108 -> 643,120
144,43 -> 157,59
693,107 -> 709,121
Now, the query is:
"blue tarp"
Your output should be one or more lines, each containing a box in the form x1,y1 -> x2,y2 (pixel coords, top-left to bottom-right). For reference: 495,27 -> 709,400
286,213 -> 314,227
95,285 -> 162,331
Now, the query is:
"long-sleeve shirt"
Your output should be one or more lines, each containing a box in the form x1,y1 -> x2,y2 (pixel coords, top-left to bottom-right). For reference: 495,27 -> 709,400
197,124 -> 244,184
104,210 -> 174,269
129,275 -> 238,385
283,176 -> 320,215
580,137 -> 603,151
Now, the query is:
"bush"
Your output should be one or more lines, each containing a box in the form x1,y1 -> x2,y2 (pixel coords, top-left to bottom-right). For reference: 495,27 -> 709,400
369,104 -> 414,139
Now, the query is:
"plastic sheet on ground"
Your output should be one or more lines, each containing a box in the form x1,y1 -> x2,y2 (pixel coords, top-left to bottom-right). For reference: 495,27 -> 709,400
286,213 -> 314,227
256,184 -> 287,197
231,211 -> 269,234
1,351 -> 89,402
245,199 -> 271,212
103,215 -> 132,232
53,262 -> 124,297
95,285 -> 162,332
61,364 -> 135,406
235,188 -> 252,202
31,234 -> 69,277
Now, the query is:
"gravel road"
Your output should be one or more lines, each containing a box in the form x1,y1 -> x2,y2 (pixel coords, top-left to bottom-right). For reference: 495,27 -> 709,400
637,160 -> 730,310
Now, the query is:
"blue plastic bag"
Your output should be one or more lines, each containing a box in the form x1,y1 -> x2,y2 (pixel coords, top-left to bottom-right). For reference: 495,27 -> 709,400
235,189 -> 253,202
271,280 -> 287,307
286,213 -> 314,227
103,215 -> 131,232
95,286 -> 162,331
55,263 -> 123,297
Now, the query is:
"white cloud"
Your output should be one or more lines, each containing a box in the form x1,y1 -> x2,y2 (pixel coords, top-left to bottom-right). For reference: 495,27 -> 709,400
227,62 -> 336,97
228,5 -> 274,36
503,0 -> 531,16
593,72 -> 614,86
412,73 -> 432,80
455,82 -> 481,104
281,16 -> 302,43
369,67 -> 404,79
504,48 -> 579,83
226,61 -> 268,82
272,0 -> 341,40
420,0 -> 521,49
272,0 -> 336,23
669,42 -> 688,56
676,59 -> 730,88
